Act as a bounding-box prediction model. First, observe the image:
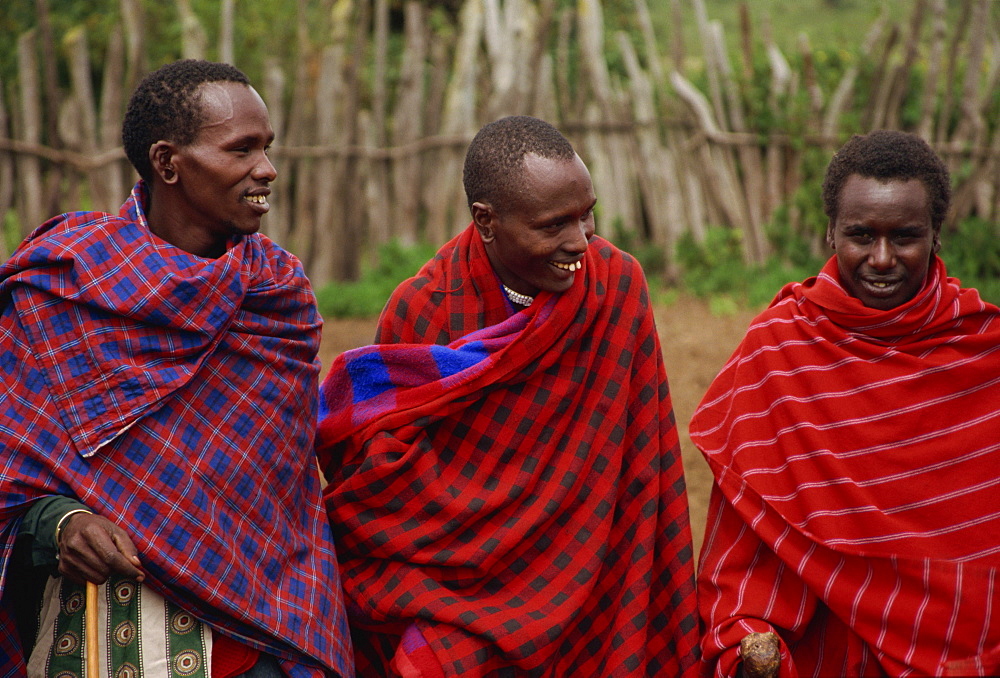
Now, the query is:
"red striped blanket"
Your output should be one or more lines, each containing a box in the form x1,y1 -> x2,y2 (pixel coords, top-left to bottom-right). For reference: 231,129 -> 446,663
317,225 -> 699,676
691,255 -> 1000,677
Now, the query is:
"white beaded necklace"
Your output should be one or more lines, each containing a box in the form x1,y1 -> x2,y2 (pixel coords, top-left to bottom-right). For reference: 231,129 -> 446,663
502,284 -> 534,307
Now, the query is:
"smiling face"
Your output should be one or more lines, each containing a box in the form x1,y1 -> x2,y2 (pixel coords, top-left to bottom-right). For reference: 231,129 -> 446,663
150,81 -> 276,257
826,174 -> 939,310
473,153 -> 597,297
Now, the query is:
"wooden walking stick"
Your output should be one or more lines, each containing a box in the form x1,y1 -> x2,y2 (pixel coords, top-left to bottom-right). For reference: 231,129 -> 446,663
740,631 -> 780,678
85,580 -> 99,678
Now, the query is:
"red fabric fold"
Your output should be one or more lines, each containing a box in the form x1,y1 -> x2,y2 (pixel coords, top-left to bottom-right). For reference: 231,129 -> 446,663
318,225 -> 699,677
692,256 -> 1000,677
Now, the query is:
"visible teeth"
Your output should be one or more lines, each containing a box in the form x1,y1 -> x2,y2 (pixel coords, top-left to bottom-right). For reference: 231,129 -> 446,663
247,194 -> 267,204
551,260 -> 582,271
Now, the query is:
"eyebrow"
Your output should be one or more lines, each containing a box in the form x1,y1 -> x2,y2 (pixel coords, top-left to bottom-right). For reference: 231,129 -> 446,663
536,199 -> 598,226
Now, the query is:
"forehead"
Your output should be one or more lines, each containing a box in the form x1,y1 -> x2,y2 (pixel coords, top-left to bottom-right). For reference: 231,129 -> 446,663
504,153 -> 594,218
192,81 -> 272,137
837,175 -> 930,218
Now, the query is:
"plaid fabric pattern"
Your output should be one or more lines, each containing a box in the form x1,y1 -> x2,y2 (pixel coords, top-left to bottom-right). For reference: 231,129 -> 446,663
691,256 -> 1000,677
0,183 -> 353,678
317,225 -> 699,677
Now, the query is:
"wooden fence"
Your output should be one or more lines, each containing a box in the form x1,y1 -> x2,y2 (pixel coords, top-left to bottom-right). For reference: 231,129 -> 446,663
1,0 -> 998,285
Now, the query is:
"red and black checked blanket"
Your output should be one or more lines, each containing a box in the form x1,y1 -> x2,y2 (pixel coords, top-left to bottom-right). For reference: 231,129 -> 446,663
317,225 -> 699,677
0,183 -> 353,678
691,255 -> 1000,677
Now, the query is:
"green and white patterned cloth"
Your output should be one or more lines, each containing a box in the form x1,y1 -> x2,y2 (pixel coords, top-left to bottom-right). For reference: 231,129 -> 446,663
28,574 -> 211,678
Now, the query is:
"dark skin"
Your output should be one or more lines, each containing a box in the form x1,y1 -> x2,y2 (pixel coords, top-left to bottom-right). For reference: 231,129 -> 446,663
472,153 -> 597,298
57,513 -> 144,584
57,82 -> 276,584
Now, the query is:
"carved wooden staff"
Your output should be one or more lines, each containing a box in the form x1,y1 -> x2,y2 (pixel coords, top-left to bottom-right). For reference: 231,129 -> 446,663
86,580 -> 99,677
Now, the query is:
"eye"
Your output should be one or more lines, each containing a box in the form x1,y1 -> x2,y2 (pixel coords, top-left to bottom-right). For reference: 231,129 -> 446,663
893,229 -> 924,243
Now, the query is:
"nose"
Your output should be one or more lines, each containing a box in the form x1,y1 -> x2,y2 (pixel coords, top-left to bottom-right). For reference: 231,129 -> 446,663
567,216 -> 595,254
868,237 -> 895,270
254,152 -> 277,182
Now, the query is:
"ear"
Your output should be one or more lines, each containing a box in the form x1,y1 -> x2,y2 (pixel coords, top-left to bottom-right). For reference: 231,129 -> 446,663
932,232 -> 941,254
471,202 -> 496,243
825,220 -> 836,249
149,141 -> 179,185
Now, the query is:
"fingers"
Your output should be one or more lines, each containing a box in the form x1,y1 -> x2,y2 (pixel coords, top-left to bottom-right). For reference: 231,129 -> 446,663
57,513 -> 145,585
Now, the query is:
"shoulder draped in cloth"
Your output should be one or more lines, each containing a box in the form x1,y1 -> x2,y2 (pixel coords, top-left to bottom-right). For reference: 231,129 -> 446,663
691,255 -> 1000,677
0,183 -> 353,678
317,225 -> 699,677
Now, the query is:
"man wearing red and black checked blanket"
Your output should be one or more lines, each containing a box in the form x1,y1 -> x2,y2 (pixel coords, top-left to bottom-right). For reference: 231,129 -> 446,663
0,60 -> 352,677
692,130 -> 1000,677
316,116 -> 699,677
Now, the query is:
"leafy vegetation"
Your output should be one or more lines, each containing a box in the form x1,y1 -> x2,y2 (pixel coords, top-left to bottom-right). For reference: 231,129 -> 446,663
674,215 -> 1000,313
314,239 -> 439,319
941,218 -> 1000,304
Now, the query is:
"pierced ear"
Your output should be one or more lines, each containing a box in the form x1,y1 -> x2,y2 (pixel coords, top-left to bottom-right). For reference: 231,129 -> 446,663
150,141 -> 179,184
471,202 -> 496,243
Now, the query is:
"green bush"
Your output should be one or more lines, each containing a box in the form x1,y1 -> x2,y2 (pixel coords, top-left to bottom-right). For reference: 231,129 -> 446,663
941,217 -> 1000,305
314,239 -> 438,319
675,217 -> 1000,311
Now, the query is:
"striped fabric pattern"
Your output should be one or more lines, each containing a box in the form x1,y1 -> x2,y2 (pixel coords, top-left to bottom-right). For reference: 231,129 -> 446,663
317,225 -> 699,677
0,183 -> 352,678
691,256 -> 1000,677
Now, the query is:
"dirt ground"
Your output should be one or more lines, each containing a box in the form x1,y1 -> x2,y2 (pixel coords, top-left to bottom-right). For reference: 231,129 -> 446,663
317,295 -> 759,561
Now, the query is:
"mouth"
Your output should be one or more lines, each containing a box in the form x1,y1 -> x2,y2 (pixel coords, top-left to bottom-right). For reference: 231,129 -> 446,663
859,277 -> 902,298
550,260 -> 582,272
244,190 -> 270,213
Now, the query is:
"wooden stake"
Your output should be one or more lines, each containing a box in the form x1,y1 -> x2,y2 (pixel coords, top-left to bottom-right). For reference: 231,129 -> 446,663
85,580 -> 99,677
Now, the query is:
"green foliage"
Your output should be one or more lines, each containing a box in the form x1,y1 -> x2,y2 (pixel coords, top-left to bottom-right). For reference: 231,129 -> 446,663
314,239 -> 438,319
676,224 -> 817,309
609,215 -> 666,278
675,226 -> 773,307
0,1 -> 335,107
675,217 -> 1000,312
941,218 -> 1000,305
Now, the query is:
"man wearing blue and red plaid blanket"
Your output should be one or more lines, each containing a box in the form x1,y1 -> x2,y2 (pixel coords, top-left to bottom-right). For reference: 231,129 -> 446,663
0,60 -> 352,677
317,116 -> 699,677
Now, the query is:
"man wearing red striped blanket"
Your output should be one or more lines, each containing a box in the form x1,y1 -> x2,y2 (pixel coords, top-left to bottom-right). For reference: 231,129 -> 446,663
317,116 -> 699,677
692,130 -> 1000,677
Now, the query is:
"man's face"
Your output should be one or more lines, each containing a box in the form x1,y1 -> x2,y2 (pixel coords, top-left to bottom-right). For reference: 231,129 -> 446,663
165,82 -> 276,257
476,153 -> 597,297
826,174 -> 938,311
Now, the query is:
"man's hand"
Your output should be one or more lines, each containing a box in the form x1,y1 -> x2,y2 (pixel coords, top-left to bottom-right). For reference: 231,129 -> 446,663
57,512 -> 144,585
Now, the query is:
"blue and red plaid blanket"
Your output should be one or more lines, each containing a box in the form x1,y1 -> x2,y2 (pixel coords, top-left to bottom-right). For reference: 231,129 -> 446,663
0,183 -> 352,677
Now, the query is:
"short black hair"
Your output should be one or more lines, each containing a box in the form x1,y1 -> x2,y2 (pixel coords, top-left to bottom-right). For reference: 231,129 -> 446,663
122,59 -> 251,181
463,115 -> 577,211
822,130 -> 951,230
